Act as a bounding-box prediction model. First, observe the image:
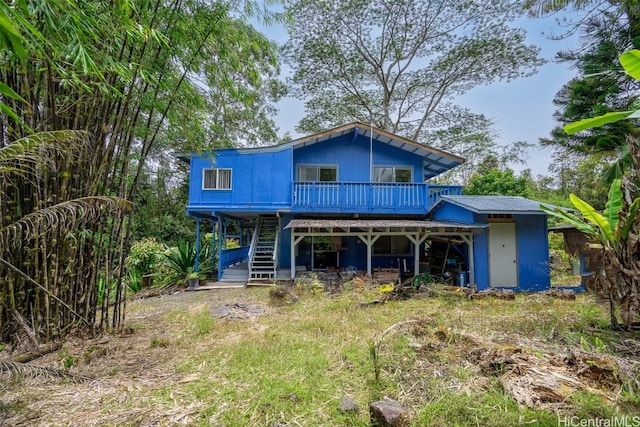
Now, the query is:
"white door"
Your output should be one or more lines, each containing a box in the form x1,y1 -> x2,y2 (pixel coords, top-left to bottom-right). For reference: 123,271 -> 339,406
488,223 -> 518,287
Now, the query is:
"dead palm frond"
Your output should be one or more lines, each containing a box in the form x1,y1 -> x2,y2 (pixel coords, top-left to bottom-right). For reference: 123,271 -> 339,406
0,359 -> 91,383
0,130 -> 91,178
0,196 -> 133,246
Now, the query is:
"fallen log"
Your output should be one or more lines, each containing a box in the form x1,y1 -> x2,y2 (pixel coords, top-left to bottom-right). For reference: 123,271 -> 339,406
10,342 -> 63,363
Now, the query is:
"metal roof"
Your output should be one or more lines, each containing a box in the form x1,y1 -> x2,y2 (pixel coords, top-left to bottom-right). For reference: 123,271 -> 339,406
285,218 -> 486,231
433,195 -> 549,215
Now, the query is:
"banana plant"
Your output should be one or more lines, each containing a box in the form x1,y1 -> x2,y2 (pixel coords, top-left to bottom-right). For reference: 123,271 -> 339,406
549,48 -> 640,329
541,179 -> 640,255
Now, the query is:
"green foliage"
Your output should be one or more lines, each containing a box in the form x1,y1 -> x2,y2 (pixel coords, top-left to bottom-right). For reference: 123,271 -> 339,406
162,239 -> 213,285
548,232 -> 566,251
129,165 -> 194,247
294,272 -> 325,294
562,47 -> 640,137
126,272 -> 143,294
96,277 -> 118,307
193,308 -> 214,336
416,384 -> 557,426
283,0 -> 544,143
125,238 -> 166,276
0,0 -> 285,347
542,179 -> 640,256
571,391 -> 617,420
367,339 -> 381,387
62,357 -> 74,369
543,14 -> 638,155
464,167 -> 531,197
570,193 -> 615,245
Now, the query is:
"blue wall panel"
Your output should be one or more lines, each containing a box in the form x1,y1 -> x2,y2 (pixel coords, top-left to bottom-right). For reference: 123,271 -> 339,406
293,134 -> 424,182
279,213 -> 293,269
189,149 -> 292,210
472,225 -> 490,290
431,203 -> 476,223
514,215 -> 550,291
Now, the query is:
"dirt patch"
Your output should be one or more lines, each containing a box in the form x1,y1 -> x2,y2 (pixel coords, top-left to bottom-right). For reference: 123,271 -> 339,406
0,288 -> 269,426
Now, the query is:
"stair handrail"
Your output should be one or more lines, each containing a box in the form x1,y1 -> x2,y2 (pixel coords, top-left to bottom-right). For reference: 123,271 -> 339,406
272,216 -> 280,278
248,216 -> 262,274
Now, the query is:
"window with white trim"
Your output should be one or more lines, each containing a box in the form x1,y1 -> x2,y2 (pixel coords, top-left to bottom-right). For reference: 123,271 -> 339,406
297,165 -> 337,181
374,166 -> 412,183
203,168 -> 232,189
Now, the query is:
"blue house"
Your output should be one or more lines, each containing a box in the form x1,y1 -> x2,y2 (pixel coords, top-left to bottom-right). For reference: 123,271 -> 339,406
184,122 -> 551,291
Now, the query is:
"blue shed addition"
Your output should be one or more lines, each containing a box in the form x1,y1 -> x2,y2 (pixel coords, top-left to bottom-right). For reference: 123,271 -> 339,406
429,195 -> 551,291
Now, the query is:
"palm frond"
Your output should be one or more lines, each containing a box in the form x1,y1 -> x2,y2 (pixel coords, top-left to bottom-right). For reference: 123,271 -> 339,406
0,359 -> 91,383
0,130 -> 91,177
0,196 -> 133,245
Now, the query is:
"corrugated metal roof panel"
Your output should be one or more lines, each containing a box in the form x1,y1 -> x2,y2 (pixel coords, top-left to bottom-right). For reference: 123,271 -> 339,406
284,219 -> 486,230
437,195 -> 549,214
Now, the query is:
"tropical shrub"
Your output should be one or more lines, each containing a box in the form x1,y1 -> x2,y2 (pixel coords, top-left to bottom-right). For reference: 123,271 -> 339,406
125,238 -> 166,277
162,239 -> 213,286
542,179 -> 640,327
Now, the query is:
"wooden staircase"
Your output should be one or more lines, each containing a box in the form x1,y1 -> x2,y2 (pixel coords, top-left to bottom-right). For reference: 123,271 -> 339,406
248,215 -> 279,283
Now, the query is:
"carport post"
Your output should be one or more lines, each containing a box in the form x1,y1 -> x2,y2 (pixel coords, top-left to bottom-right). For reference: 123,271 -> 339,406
408,233 -> 429,276
290,234 -> 306,279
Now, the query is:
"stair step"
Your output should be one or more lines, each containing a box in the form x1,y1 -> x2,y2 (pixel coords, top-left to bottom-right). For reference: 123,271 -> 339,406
246,215 -> 278,283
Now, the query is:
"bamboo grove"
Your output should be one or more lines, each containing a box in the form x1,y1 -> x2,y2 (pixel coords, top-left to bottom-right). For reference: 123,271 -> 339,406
0,0 -> 282,347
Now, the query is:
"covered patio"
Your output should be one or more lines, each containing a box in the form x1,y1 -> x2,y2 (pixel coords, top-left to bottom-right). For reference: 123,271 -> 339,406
285,219 -> 485,284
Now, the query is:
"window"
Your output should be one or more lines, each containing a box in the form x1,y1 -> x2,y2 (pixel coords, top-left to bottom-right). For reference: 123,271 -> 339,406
203,168 -> 232,189
373,236 -> 411,255
374,166 -> 412,183
297,165 -> 337,181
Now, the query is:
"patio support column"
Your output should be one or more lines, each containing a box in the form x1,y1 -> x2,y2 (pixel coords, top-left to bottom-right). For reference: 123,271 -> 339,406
194,217 -> 201,273
357,232 -> 380,275
211,218 -> 218,279
290,234 -> 306,279
407,233 -> 429,276
217,216 -> 224,281
462,234 -> 475,286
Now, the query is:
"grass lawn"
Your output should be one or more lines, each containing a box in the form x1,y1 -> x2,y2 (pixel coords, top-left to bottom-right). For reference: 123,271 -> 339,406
1,284 -> 639,426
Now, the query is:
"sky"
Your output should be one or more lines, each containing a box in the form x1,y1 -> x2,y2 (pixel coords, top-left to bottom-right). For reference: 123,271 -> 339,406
258,11 -> 582,178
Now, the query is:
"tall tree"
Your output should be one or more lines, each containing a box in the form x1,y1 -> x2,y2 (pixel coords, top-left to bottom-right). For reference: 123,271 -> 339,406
282,0 -> 544,148
541,12 -> 639,157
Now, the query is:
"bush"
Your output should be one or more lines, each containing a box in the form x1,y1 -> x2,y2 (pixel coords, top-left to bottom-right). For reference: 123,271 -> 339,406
126,238 -> 166,276
162,239 -> 213,286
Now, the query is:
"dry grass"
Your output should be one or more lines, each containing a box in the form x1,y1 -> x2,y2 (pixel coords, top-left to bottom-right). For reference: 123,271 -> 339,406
1,286 -> 639,426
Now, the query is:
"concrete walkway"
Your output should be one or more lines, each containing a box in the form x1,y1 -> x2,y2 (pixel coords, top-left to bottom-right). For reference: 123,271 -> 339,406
185,281 -> 246,291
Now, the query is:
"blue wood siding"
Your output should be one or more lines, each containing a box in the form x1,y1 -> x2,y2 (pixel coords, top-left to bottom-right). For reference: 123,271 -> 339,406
513,215 -> 550,291
188,149 -> 292,211
293,133 -> 424,182
430,203 -> 476,223
188,146 -> 462,215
